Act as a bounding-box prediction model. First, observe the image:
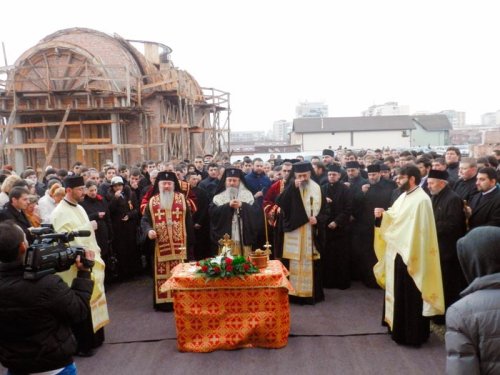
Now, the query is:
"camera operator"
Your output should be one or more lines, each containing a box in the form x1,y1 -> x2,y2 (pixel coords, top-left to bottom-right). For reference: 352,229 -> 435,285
0,221 -> 94,375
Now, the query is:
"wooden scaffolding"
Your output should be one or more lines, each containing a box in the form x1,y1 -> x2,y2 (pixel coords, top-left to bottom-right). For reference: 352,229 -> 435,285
0,28 -> 230,171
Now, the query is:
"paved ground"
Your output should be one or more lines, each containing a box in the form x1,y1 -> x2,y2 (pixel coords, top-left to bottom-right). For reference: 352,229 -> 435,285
2,277 -> 446,374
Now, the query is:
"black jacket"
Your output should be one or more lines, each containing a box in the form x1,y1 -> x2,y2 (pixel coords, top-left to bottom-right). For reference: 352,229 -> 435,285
0,262 -> 93,373
453,176 -> 478,204
198,177 -> 219,200
0,203 -> 34,243
468,186 -> 500,230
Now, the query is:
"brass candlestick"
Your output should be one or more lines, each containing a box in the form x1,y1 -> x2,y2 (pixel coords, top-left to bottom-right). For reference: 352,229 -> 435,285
263,241 -> 272,257
179,242 -> 187,263
263,208 -> 272,257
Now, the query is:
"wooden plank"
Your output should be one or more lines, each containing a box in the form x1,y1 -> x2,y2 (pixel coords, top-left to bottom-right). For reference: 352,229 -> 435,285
3,143 -> 46,149
141,79 -> 176,91
77,144 -> 115,150
0,119 -> 115,129
160,123 -> 189,129
32,138 -> 111,144
0,108 -> 17,157
76,143 -> 163,151
43,106 -> 70,170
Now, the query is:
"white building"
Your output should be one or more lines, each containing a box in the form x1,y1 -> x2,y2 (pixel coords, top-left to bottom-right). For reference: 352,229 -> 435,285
362,102 -> 410,117
272,120 -> 292,142
295,101 -> 328,118
231,131 -> 266,143
291,115 -> 451,151
440,109 -> 466,128
481,111 -> 500,126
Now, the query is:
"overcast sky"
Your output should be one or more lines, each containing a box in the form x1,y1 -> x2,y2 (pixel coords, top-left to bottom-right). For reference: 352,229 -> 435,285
1,0 -> 499,130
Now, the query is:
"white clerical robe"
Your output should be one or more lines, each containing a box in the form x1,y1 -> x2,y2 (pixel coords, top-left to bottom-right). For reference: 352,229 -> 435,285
51,200 -> 109,332
374,187 -> 445,329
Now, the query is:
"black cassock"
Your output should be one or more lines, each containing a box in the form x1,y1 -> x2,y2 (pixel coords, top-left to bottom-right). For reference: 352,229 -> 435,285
431,185 -> 467,309
390,254 -> 430,346
106,185 -> 140,280
321,181 -> 352,289
348,176 -> 369,281
191,186 -> 211,259
209,197 -> 263,254
277,181 -> 327,304
357,179 -> 395,288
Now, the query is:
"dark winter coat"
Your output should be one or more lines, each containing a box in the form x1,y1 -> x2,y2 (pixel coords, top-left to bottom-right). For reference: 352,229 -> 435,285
468,186 -> 500,230
453,176 -> 478,204
446,226 -> 500,375
431,185 -> 467,307
0,202 -> 34,243
0,262 -> 93,374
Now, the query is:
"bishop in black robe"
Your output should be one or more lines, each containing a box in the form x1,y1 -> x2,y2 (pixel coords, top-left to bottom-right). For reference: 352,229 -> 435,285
209,168 -> 263,256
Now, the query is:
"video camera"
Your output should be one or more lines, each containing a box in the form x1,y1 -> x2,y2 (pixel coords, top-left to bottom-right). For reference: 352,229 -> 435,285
24,226 -> 94,280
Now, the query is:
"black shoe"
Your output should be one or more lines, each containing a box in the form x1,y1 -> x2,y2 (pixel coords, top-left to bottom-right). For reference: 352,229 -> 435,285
76,349 -> 95,357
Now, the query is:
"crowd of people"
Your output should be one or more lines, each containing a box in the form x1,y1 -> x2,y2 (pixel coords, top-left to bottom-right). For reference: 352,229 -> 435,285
1,146 -> 500,374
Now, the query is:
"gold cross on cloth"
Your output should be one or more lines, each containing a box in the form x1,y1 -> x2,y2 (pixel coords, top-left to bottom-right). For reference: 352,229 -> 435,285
154,210 -> 166,221
172,207 -> 182,220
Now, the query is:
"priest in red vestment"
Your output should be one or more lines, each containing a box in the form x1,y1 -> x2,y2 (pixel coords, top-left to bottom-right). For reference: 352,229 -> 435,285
141,171 -> 194,311
263,161 -> 293,258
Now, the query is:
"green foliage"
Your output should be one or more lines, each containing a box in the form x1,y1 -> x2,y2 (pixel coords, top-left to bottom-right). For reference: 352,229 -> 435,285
196,255 -> 259,280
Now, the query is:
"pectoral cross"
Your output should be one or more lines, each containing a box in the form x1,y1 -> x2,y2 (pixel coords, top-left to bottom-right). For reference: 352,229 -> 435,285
154,210 -> 166,221
172,207 -> 182,220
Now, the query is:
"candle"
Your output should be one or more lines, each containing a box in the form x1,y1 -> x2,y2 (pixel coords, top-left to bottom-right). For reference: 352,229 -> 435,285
263,208 -> 269,245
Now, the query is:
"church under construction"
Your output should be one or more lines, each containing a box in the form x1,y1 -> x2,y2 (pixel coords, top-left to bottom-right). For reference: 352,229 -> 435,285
0,28 -> 230,171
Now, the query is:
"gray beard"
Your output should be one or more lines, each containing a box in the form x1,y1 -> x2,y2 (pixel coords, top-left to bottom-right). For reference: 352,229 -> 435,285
160,191 -> 174,209
299,179 -> 310,190
227,187 -> 239,200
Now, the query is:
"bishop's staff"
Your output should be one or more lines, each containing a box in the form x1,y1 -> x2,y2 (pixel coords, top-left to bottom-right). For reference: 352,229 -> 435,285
310,196 -> 315,293
310,196 -> 315,256
230,190 -> 244,255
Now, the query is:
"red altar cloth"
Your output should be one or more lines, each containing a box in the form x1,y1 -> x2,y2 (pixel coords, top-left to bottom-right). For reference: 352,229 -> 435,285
161,260 -> 293,352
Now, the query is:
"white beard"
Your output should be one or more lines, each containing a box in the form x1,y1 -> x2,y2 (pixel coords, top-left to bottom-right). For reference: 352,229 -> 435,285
159,190 -> 174,210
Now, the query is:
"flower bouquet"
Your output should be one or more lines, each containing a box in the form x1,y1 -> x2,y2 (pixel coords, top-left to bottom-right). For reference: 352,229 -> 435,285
196,255 -> 259,281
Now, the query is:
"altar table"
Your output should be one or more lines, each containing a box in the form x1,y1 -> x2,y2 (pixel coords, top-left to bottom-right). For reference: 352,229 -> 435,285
161,260 -> 293,352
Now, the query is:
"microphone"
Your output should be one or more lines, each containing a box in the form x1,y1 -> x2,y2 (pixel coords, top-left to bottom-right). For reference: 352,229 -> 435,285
71,230 -> 91,237
40,230 -> 91,242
